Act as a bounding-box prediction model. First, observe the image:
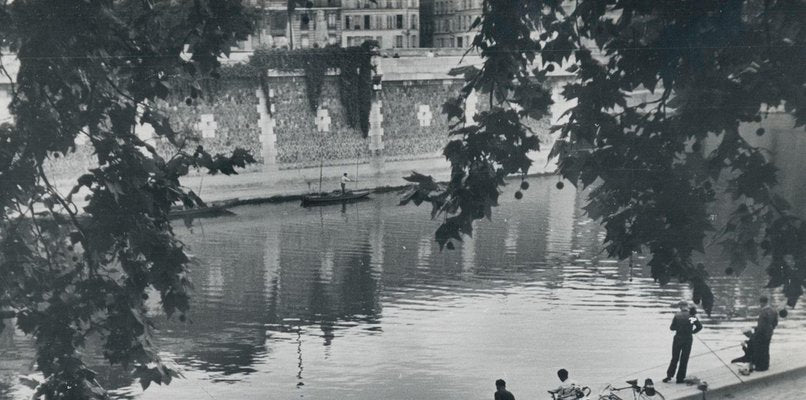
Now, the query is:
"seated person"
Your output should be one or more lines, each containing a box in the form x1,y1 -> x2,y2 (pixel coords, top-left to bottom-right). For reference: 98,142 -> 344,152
494,379 -> 515,400
731,328 -> 756,373
549,369 -> 585,399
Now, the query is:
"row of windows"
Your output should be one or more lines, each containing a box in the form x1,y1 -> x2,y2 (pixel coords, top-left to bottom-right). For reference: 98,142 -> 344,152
435,0 -> 481,15
343,0 -> 418,9
436,35 -> 473,48
344,14 -> 418,30
344,35 -> 418,48
435,14 -> 479,33
296,12 -> 339,30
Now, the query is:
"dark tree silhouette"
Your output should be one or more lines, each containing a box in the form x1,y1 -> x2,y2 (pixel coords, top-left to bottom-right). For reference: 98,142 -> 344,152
0,0 -> 256,398
402,0 -> 806,314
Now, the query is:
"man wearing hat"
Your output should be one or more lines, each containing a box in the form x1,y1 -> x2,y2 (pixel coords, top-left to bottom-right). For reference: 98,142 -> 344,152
663,301 -> 703,383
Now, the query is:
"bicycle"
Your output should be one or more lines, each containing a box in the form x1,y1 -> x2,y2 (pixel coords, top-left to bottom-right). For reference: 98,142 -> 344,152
597,379 -> 665,400
548,386 -> 592,400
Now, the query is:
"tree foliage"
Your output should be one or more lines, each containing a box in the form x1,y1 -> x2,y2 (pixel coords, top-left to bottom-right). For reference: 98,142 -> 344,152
0,0 -> 256,398
402,0 -> 806,313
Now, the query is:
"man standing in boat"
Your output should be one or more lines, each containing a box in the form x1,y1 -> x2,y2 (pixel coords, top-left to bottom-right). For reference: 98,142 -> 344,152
341,173 -> 353,195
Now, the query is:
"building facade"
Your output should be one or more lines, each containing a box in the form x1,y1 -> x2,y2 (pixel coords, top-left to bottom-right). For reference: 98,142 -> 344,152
341,0 -> 420,49
432,0 -> 481,48
240,0 -> 343,50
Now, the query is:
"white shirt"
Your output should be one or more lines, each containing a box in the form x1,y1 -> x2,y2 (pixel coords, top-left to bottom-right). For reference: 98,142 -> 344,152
554,380 -> 579,399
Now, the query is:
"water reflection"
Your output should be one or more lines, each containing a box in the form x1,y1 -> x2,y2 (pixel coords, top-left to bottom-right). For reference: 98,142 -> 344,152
1,176 -> 804,400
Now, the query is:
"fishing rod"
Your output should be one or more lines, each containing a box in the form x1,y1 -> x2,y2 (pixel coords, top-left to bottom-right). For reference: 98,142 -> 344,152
696,335 -> 745,384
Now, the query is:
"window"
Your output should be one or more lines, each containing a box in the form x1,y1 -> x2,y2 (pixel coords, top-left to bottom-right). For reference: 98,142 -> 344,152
410,35 -> 417,48
300,14 -> 310,30
345,16 -> 352,29
395,35 -> 403,48
364,15 -> 371,29
449,37 -> 455,47
387,15 -> 393,29
269,12 -> 288,35
347,37 -> 353,46
327,13 -> 336,29
376,15 -> 384,29
396,14 -> 403,29
457,36 -> 463,47
411,14 -> 418,29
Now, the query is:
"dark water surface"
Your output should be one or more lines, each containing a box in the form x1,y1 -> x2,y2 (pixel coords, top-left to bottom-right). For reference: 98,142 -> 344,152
2,176 -> 805,399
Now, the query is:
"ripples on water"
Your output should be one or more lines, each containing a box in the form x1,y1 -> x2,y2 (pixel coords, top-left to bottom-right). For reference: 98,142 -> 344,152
1,176 -> 804,400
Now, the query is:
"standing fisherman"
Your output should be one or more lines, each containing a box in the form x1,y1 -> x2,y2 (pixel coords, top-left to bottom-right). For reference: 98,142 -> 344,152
663,301 -> 703,383
340,172 -> 353,195
752,296 -> 778,371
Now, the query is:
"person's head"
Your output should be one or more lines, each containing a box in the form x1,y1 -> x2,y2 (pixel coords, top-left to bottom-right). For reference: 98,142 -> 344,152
557,369 -> 569,382
689,306 -> 697,316
495,379 -> 506,391
760,296 -> 769,306
677,301 -> 688,311
743,328 -> 754,338
343,173 -> 348,177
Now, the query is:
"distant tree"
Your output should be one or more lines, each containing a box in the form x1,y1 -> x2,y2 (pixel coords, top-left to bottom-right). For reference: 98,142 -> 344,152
402,0 -> 806,314
0,0 -> 256,398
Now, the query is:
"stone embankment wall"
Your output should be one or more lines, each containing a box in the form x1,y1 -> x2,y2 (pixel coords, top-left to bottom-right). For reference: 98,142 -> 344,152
33,54 -> 560,179
1,52 -> 802,215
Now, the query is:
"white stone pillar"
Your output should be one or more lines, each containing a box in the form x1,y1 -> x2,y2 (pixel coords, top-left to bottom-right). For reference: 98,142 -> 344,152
368,99 -> 385,172
257,86 -> 278,172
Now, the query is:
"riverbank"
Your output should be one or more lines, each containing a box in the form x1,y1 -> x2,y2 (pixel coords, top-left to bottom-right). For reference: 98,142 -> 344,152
177,154 -> 556,208
630,340 -> 806,400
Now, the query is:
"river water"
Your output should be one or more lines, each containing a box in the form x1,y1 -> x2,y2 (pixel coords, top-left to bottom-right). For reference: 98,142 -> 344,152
1,176 -> 805,400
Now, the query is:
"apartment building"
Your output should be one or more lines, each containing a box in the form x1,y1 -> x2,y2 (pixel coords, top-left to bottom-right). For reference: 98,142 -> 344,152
240,0 -> 343,50
432,0 -> 481,48
341,0 -> 420,49
431,0 -> 579,49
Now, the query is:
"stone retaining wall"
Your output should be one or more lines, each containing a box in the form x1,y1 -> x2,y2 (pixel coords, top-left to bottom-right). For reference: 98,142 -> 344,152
40,55 -> 558,179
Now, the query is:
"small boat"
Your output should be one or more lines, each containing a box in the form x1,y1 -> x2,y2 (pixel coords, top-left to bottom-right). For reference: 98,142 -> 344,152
169,199 -> 238,220
301,190 -> 371,207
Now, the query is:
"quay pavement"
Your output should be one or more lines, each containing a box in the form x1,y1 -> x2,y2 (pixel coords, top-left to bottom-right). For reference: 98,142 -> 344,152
615,340 -> 806,400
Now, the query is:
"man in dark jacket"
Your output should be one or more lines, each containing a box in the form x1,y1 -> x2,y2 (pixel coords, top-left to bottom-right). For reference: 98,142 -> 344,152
494,379 -> 515,400
752,296 -> 778,371
663,301 -> 703,383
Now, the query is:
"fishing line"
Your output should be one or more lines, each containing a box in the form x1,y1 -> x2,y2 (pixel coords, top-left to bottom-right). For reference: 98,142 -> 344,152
696,336 -> 745,384
611,343 -> 742,381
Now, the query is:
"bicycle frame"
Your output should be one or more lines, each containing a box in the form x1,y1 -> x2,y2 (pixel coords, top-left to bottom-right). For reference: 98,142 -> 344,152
598,383 -> 666,400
